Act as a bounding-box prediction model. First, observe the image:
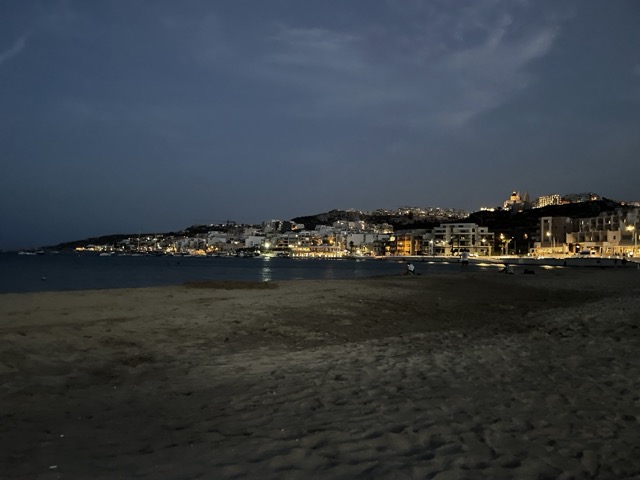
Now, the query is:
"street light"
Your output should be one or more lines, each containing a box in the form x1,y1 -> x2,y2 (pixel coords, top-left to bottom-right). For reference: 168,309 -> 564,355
546,231 -> 555,253
626,225 -> 637,258
499,233 -> 512,256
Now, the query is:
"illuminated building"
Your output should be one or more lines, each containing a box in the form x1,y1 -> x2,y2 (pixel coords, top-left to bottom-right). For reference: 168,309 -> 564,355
431,223 -> 494,256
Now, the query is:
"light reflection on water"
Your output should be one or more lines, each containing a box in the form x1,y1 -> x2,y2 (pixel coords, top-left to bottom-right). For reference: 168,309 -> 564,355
0,253 -> 539,294
260,263 -> 273,282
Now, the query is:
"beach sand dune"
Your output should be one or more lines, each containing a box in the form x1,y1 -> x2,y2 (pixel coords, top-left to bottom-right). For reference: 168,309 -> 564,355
1,269 -> 640,479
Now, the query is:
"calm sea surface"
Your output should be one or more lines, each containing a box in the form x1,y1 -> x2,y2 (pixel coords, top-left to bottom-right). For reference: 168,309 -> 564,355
0,252 -> 496,294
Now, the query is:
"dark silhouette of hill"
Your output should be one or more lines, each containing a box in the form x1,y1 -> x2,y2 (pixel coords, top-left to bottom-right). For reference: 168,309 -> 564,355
293,199 -> 624,254
292,209 -> 449,231
46,199 -> 625,252
292,209 -> 365,229
467,198 -> 622,231
465,198 -> 623,253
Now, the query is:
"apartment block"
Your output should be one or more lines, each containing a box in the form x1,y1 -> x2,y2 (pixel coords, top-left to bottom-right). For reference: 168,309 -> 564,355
431,223 -> 494,256
566,208 -> 639,256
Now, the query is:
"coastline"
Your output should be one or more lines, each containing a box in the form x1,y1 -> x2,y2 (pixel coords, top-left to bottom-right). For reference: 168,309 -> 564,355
2,269 -> 640,479
383,254 -> 640,269
2,251 -> 638,296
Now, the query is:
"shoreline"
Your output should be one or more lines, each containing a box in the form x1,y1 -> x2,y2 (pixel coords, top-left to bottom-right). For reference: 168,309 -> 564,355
3,252 -> 638,296
2,270 -> 640,479
382,254 -> 640,268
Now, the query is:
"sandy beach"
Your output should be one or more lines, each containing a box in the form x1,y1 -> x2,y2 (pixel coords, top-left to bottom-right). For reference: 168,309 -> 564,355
1,268 -> 640,479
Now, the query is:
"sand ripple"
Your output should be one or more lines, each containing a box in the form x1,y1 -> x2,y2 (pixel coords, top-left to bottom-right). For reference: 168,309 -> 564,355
1,270 -> 639,479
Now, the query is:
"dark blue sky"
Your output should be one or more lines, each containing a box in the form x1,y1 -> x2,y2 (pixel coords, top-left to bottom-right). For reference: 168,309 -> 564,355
1,0 -> 639,249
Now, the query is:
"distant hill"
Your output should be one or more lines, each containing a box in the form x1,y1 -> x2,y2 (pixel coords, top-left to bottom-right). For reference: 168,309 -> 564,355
293,199 -> 625,254
48,233 -> 137,251
45,199 -> 626,251
294,200 -> 623,232
466,198 -> 622,232
464,198 -> 624,253
292,209 -> 365,229
292,209 -> 458,231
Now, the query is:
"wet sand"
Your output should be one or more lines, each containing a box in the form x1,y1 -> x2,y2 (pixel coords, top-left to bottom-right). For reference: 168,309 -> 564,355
1,268 -> 640,479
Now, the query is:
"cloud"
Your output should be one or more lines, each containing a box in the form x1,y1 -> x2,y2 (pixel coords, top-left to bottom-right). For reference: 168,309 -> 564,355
265,27 -> 364,73
254,27 -> 370,95
157,10 -> 231,66
247,3 -> 559,129
0,34 -> 29,68
436,23 -> 557,126
250,26 -> 412,118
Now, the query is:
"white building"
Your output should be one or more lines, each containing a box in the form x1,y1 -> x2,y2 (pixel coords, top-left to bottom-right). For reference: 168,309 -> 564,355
534,194 -> 562,208
431,223 -> 494,256
244,236 -> 265,248
567,208 -> 639,256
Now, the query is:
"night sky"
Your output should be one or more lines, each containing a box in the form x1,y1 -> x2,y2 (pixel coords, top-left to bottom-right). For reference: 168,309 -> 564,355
1,1 -> 639,249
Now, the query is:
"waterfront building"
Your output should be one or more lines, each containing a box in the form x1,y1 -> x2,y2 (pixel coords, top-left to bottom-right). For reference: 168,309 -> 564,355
534,208 -> 640,257
206,232 -> 229,248
566,208 -> 639,257
344,233 -> 389,253
177,236 -> 207,253
244,235 -> 265,249
431,223 -> 494,256
306,245 -> 342,258
272,232 -> 303,249
390,230 -> 431,256
538,217 -> 575,254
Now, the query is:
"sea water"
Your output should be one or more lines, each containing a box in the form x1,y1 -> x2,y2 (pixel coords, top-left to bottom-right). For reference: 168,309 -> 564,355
0,252 -> 492,294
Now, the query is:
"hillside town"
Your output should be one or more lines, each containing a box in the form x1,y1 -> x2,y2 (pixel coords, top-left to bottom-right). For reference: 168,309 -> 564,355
68,192 -> 639,260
